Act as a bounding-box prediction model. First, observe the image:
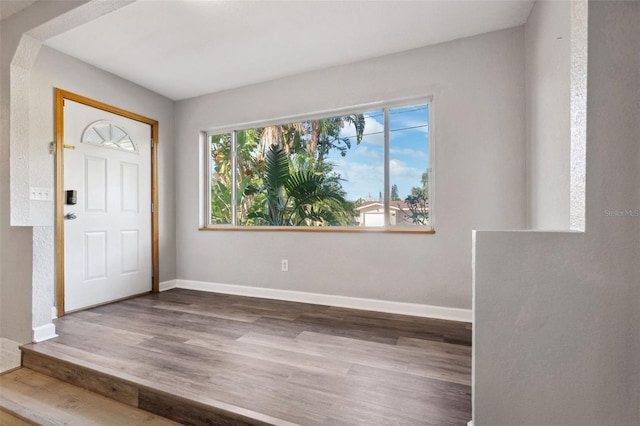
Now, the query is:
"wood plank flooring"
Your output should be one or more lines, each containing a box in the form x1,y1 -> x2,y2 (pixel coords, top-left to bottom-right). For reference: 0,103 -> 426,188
20,289 -> 472,425
0,368 -> 180,425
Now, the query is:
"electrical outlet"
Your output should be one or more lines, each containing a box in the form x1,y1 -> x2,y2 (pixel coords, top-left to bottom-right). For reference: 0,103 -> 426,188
281,259 -> 289,272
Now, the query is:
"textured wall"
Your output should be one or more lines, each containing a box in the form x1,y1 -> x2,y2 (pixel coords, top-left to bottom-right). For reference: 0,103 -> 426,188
473,1 -> 640,424
0,0 -> 90,343
569,0 -> 588,231
175,27 -> 527,311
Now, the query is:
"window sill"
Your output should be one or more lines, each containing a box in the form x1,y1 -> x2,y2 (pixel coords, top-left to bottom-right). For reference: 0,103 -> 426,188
199,225 -> 435,234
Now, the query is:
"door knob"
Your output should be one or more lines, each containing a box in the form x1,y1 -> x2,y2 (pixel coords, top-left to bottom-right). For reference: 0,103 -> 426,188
64,212 -> 77,220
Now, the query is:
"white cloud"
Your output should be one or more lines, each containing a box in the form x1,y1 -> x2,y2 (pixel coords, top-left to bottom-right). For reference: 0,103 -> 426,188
329,157 -> 425,201
332,158 -> 383,200
389,147 -> 428,158
389,159 -> 425,199
340,113 -> 385,146
353,145 -> 381,160
389,159 -> 421,180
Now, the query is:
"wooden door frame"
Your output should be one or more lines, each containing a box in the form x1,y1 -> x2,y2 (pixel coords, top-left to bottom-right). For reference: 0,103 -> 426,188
55,89 -> 159,317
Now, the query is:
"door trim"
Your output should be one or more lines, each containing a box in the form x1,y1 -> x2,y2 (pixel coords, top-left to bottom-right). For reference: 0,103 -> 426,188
55,88 -> 160,317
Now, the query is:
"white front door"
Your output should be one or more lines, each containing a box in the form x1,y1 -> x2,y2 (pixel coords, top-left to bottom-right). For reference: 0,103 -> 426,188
63,100 -> 152,312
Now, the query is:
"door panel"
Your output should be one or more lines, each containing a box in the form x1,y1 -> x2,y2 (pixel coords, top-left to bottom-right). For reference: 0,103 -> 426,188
84,231 -> 107,280
120,162 -> 139,212
63,100 -> 152,312
120,230 -> 139,273
85,156 -> 107,212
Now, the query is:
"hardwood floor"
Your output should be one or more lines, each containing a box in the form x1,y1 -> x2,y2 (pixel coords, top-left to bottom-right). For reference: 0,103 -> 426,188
0,368 -> 180,425
20,289 -> 472,425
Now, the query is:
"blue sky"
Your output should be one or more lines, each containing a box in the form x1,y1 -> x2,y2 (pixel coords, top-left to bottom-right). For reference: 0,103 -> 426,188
327,104 -> 430,201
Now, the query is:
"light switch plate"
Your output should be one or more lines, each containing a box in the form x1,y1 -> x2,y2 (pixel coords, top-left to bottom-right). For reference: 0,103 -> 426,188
30,187 -> 53,201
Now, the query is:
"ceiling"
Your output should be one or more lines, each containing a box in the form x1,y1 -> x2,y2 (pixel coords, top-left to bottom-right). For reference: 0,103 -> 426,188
0,0 -> 38,21
44,0 -> 534,101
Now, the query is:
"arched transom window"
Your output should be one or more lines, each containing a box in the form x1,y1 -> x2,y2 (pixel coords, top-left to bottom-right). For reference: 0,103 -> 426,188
81,120 -> 138,153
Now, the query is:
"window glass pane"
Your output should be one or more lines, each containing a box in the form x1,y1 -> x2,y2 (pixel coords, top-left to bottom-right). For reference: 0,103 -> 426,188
210,133 -> 233,224
327,110 -> 385,227
388,104 -> 430,226
236,128 -> 265,225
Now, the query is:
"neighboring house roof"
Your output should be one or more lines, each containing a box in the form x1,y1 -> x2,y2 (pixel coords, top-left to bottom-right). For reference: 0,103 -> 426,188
356,200 -> 429,212
356,201 -> 386,212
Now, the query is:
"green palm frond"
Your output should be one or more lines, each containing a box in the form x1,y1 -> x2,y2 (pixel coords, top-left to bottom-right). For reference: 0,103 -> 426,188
264,145 -> 289,192
263,145 -> 289,225
345,114 -> 366,143
284,171 -> 321,202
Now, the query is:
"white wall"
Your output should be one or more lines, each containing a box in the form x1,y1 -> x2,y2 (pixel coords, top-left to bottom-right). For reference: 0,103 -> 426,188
1,1 -> 176,342
175,27 -> 527,312
525,0 -> 571,229
473,1 -> 639,424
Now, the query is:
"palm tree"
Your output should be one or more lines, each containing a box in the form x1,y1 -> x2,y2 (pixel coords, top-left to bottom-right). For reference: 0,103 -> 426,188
245,145 -> 354,226
210,113 -> 366,225
256,114 -> 365,161
311,114 -> 366,162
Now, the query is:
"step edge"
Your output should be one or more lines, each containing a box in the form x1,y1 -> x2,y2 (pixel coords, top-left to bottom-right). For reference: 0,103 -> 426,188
20,346 -> 293,426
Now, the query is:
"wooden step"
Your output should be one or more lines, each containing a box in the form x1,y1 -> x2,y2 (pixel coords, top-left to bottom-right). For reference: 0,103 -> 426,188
0,368 -> 180,426
19,348 -> 283,425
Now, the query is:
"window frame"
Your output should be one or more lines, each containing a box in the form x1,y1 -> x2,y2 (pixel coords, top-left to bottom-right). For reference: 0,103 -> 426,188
201,96 -> 435,233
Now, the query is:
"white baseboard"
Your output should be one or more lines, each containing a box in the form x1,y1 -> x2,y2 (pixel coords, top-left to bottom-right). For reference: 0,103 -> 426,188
159,279 -> 178,292
175,279 -> 472,323
51,306 -> 58,319
32,323 -> 58,343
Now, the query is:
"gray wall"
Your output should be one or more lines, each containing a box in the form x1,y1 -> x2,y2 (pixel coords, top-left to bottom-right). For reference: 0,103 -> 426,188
175,27 -> 527,311
525,0 -> 571,229
473,1 -> 640,424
